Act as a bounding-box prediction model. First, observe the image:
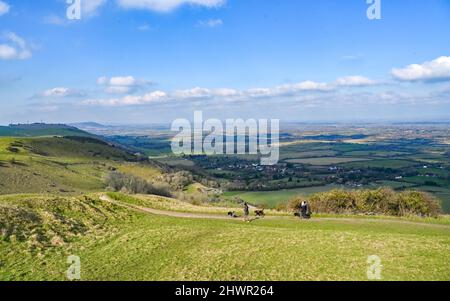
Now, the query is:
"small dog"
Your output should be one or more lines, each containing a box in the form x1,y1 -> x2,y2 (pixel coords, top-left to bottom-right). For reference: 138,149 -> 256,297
228,211 -> 238,218
255,210 -> 265,217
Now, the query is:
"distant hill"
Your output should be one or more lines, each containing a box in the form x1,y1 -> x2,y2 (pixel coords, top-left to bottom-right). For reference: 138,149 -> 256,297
0,123 -> 95,138
70,122 -> 109,128
0,135 -> 160,195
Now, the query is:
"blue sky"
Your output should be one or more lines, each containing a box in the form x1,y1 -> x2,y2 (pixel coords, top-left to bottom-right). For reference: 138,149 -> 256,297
1,0 -> 450,124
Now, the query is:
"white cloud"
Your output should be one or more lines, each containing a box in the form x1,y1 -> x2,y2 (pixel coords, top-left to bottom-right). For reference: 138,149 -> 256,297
0,32 -> 32,60
173,87 -> 212,99
197,19 -> 223,28
392,56 -> 450,82
38,87 -> 85,98
247,81 -> 333,99
97,76 -> 153,94
0,1 -> 9,16
82,76 -> 382,107
335,76 -> 377,87
83,90 -> 167,106
277,81 -> 332,93
172,87 -> 239,99
117,0 -> 225,12
0,44 -> 16,60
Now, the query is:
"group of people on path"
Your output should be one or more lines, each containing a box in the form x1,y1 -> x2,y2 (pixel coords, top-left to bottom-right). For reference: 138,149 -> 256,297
241,201 -> 311,221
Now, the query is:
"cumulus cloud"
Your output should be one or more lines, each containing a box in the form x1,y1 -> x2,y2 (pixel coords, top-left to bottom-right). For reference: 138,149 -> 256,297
97,76 -> 154,94
335,76 -> 377,87
117,0 -> 225,12
172,87 -> 238,99
277,81 -> 332,93
0,1 -> 9,16
83,90 -> 167,106
0,32 -> 32,60
36,87 -> 85,98
46,0 -> 225,19
83,76 -> 382,107
391,56 -> 450,82
247,81 -> 333,99
197,19 -> 223,28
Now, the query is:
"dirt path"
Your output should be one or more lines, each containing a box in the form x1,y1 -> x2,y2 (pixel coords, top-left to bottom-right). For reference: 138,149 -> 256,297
100,195 -> 254,221
99,195 -> 450,228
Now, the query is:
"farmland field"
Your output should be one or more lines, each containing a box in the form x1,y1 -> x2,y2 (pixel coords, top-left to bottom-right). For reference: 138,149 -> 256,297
285,157 -> 370,166
223,185 -> 346,208
341,159 -> 420,169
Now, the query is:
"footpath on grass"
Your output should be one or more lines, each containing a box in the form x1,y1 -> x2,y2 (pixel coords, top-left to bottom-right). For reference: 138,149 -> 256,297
99,194 -> 450,229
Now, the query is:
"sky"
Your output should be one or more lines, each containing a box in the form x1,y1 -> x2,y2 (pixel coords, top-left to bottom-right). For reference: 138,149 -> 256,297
0,0 -> 450,124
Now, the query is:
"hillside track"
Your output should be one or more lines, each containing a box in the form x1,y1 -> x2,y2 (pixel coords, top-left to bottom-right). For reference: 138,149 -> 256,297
99,195 -> 450,229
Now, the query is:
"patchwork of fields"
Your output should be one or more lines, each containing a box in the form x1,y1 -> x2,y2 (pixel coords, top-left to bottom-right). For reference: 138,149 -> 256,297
153,129 -> 450,213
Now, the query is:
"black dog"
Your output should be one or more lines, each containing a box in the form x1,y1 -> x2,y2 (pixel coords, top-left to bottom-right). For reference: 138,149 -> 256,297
228,211 -> 238,218
255,210 -> 265,217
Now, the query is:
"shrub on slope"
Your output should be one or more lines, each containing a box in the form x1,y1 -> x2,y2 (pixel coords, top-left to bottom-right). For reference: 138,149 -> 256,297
289,188 -> 442,217
105,171 -> 172,197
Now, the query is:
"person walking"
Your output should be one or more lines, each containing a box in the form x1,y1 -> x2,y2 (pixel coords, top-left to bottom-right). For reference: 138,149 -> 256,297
299,201 -> 306,218
300,201 -> 311,219
243,202 -> 250,222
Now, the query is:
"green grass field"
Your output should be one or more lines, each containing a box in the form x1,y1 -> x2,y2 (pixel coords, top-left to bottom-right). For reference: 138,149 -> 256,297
285,157 -> 369,166
342,159 -> 420,169
1,194 -> 449,281
223,185 -> 347,208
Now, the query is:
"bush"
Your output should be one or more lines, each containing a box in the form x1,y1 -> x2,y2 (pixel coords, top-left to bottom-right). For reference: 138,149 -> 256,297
397,191 -> 442,217
289,188 -> 442,217
105,171 -> 172,197
158,171 -> 193,190
274,202 -> 288,212
287,198 -> 306,212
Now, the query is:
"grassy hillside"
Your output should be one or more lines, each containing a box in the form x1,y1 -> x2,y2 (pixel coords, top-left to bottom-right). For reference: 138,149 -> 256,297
0,124 -> 94,138
0,136 -> 160,195
1,194 -> 449,281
